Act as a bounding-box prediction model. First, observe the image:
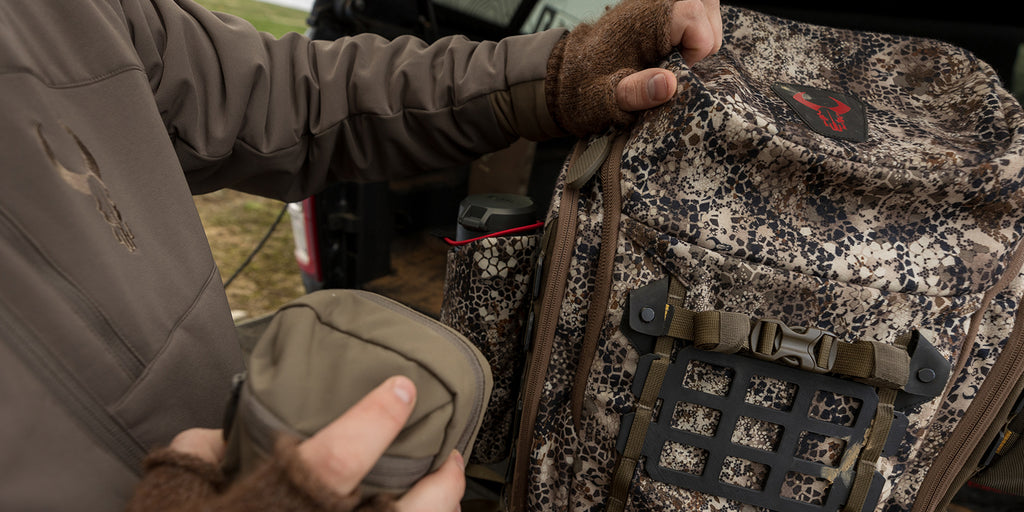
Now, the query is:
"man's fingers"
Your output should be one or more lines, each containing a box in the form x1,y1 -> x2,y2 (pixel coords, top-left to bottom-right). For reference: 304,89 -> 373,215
616,69 -> 678,112
616,0 -> 724,112
704,0 -> 724,54
168,428 -> 225,465
298,376 -> 417,496
670,0 -> 723,64
395,450 -> 466,512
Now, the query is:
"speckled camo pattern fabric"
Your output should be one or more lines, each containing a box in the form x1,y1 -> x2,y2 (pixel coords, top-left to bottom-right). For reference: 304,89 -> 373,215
520,5 -> 1024,512
440,234 -> 539,464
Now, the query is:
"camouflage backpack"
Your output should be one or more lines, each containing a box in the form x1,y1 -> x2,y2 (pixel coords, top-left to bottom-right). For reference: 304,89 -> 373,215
442,5 -> 1024,512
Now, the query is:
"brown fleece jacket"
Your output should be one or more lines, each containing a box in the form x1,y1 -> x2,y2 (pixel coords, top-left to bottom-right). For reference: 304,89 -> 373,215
126,437 -> 394,512
546,0 -> 675,137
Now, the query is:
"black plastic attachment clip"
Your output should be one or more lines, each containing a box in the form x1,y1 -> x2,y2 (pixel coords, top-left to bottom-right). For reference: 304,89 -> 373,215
749,319 -> 838,374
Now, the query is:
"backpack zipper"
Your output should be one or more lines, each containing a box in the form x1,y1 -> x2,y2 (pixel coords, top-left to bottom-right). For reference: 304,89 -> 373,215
913,243 -> 1024,512
913,304 -> 1024,511
571,134 -> 627,429
0,297 -> 148,472
509,135 -> 616,511
0,208 -> 143,378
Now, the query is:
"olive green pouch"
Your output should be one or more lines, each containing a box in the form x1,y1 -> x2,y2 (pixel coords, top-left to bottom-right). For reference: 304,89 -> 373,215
222,289 -> 492,495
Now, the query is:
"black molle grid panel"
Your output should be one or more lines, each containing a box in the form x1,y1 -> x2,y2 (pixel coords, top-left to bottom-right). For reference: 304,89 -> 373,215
631,345 -> 879,511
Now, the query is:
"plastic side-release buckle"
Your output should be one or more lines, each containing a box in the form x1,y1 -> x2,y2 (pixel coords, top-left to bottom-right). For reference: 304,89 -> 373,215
749,319 -> 838,374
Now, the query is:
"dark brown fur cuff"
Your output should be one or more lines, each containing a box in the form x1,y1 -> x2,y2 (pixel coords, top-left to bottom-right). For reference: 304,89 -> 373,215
213,436 -> 396,512
126,438 -> 395,512
126,449 -> 225,512
545,0 -> 674,137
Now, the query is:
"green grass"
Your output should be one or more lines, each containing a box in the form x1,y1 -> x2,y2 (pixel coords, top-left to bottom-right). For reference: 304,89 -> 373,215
192,0 -> 309,38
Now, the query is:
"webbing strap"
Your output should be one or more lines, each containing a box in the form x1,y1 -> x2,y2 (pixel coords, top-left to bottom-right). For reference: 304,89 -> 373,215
664,306 -> 910,389
608,280 -> 685,511
842,331 -> 910,512
607,336 -> 673,512
684,310 -> 751,354
843,386 -> 898,512
832,332 -> 913,388
756,319 -> 778,355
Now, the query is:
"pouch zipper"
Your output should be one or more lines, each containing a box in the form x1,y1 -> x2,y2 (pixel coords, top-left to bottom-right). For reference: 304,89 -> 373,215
0,297 -> 148,472
356,290 -> 490,455
0,208 -> 143,378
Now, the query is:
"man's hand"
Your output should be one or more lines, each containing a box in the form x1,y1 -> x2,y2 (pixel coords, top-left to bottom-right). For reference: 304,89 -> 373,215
162,376 -> 465,511
547,0 -> 724,136
298,376 -> 465,511
616,0 -> 722,112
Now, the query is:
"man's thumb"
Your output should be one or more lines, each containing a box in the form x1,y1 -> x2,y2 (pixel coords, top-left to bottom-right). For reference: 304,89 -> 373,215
615,69 -> 678,112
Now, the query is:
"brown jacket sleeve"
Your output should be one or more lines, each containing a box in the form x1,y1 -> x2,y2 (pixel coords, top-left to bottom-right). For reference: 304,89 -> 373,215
121,0 -> 565,201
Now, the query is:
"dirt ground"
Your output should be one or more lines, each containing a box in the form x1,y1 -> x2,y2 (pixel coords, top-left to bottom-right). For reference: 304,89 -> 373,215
194,188 -> 451,322
193,190 -> 306,320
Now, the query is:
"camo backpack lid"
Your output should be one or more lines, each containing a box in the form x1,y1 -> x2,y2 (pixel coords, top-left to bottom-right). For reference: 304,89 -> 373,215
499,5 -> 1024,512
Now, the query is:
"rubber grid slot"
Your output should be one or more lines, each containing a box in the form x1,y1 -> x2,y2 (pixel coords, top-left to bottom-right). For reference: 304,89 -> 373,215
625,345 -> 879,511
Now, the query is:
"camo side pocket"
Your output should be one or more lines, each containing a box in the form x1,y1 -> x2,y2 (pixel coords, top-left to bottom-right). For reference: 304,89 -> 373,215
440,233 -> 540,464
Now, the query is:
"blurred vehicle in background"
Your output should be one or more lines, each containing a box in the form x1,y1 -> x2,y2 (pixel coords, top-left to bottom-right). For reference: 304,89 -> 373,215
287,0 -> 615,292
288,0 -> 1023,293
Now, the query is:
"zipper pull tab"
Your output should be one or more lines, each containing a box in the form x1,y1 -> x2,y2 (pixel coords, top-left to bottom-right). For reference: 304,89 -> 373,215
566,134 -> 613,189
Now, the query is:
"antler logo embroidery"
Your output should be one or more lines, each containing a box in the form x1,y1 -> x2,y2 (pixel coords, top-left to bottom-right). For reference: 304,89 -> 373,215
771,83 -> 867,143
37,124 -> 137,252
791,92 -> 851,133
